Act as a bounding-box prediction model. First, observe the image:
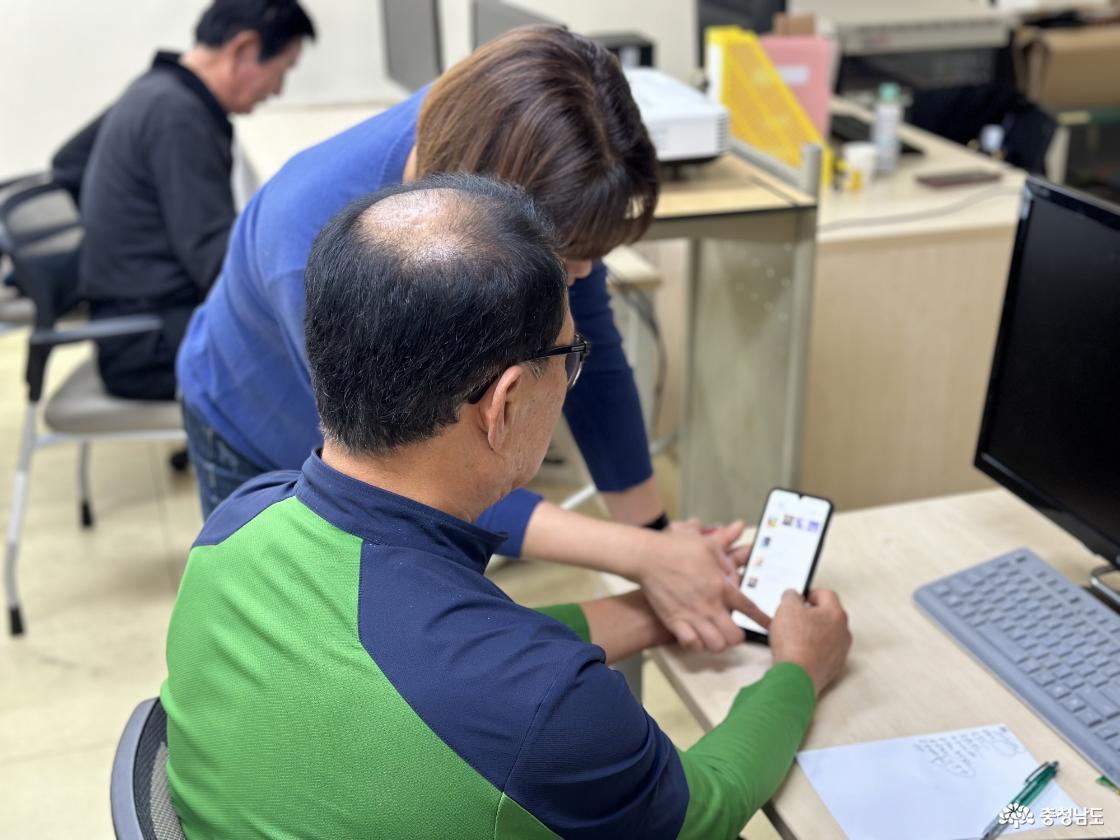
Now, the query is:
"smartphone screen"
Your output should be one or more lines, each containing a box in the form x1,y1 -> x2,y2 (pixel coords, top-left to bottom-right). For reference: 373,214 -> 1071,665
733,489 -> 833,637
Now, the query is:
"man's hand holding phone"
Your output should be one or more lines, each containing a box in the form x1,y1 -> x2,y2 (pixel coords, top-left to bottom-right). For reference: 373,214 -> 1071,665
733,489 -> 833,641
770,589 -> 852,696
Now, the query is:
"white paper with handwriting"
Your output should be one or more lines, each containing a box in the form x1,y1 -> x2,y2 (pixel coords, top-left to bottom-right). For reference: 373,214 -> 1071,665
796,725 -> 1079,840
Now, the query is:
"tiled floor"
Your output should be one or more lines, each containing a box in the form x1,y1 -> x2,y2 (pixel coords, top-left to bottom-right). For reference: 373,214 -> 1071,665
0,328 -> 779,839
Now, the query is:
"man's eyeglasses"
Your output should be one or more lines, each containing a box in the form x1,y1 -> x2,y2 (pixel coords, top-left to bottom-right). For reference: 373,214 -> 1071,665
467,334 -> 591,404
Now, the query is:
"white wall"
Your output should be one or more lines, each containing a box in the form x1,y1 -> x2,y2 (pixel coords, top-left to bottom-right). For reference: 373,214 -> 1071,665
0,0 -> 395,180
1,0 -> 698,180
439,0 -> 698,82
521,0 -> 697,82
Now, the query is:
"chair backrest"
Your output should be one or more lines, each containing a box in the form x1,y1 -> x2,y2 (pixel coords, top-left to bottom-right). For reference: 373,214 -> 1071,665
908,84 -> 1058,175
0,179 -> 83,329
0,172 -> 50,211
111,698 -> 187,840
0,172 -> 50,303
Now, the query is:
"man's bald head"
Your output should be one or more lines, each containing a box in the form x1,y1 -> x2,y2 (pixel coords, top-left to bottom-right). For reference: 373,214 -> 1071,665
305,174 -> 567,456
352,187 -> 515,270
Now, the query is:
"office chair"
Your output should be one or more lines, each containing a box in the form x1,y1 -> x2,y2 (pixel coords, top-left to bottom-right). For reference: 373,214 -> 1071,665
0,172 -> 48,334
0,283 -> 34,334
109,697 -> 750,840
112,698 -> 187,840
0,181 -> 185,636
908,85 -> 1058,175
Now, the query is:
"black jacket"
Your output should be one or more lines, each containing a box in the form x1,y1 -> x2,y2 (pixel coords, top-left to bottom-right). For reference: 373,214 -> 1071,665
76,52 -> 234,306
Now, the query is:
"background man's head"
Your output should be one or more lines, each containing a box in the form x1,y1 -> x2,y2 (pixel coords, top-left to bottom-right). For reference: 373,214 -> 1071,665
191,0 -> 316,113
305,174 -> 571,496
416,26 -> 660,278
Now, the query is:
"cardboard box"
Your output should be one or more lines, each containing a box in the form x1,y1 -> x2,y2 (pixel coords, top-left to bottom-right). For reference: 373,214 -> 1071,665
1014,25 -> 1120,110
772,13 -> 817,37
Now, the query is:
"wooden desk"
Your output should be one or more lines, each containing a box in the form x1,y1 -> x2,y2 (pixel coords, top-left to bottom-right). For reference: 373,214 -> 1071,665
818,100 -> 1024,245
800,101 -> 1027,512
654,155 -> 814,221
607,490 -> 1118,838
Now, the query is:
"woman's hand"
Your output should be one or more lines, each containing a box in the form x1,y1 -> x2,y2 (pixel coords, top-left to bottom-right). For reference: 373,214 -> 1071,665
635,519 -> 768,653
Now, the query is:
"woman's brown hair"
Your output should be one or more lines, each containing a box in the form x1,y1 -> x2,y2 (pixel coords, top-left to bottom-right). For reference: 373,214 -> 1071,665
416,26 -> 659,260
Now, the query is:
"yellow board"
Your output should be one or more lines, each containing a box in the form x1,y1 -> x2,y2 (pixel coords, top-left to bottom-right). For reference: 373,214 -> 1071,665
706,25 -> 833,186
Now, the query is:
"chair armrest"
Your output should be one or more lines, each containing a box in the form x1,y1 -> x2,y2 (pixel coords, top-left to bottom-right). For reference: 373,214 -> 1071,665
29,314 -> 163,348
26,314 -> 163,402
0,172 -> 46,192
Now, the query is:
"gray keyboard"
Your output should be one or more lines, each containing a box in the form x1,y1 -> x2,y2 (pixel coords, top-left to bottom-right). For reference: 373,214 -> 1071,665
914,549 -> 1120,784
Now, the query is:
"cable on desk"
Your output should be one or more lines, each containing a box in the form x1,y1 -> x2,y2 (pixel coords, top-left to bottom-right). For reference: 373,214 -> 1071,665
817,185 -> 1023,234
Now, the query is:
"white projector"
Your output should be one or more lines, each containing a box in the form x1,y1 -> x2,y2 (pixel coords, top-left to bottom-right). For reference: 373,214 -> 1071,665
624,68 -> 729,164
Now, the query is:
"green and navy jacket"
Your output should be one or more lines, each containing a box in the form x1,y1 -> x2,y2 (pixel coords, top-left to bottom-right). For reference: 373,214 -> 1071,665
161,454 -> 817,839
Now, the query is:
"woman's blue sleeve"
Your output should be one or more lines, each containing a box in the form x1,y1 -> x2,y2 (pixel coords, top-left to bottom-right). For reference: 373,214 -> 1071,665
564,263 -> 654,492
476,489 -> 544,557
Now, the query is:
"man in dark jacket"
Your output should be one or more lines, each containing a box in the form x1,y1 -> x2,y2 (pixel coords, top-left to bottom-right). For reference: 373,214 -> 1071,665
68,0 -> 314,399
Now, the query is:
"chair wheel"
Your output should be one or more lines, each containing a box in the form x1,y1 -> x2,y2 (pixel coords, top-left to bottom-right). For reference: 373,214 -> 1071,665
80,500 -> 94,528
169,449 -> 190,473
9,606 -> 24,636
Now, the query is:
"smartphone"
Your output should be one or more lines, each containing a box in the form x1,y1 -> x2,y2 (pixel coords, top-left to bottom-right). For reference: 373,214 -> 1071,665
733,488 -> 833,643
915,169 -> 1002,189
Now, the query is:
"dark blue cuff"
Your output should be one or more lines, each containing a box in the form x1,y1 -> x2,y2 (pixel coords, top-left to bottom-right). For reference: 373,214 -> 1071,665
476,488 -> 544,557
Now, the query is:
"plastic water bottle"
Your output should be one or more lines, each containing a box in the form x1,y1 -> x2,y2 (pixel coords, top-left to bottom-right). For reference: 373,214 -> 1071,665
872,82 -> 902,175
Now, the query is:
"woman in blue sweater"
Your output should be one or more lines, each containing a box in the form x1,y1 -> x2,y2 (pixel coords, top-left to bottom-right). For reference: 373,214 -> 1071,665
177,25 -> 756,653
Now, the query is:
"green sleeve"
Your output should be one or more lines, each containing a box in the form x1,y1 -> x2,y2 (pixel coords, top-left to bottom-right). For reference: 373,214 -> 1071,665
534,603 -> 591,643
675,662 -> 817,840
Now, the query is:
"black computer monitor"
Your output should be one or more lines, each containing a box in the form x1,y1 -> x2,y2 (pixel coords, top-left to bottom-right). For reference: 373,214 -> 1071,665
975,177 -> 1120,568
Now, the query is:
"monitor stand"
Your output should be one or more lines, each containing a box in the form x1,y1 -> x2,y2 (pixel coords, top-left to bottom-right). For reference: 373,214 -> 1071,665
1089,564 -> 1120,612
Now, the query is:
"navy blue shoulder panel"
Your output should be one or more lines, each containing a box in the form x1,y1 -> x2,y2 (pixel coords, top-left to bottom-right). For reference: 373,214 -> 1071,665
356,542 -> 690,839
193,469 -> 300,548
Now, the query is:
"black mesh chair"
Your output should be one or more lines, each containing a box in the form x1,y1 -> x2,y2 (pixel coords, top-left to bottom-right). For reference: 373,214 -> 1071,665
0,172 -> 48,333
111,699 -> 187,840
0,283 -> 35,333
0,181 -> 185,636
908,84 -> 1058,175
